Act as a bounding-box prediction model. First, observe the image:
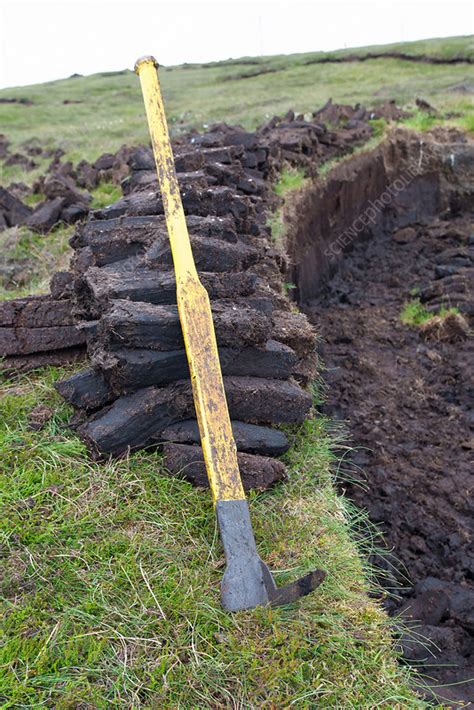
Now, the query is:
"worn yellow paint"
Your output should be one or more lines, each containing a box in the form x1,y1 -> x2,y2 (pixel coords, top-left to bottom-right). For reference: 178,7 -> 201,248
135,57 -> 245,503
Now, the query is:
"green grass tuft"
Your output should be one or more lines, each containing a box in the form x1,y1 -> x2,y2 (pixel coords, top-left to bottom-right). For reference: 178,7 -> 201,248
273,167 -> 307,197
368,117 -> 388,137
402,110 -> 441,132
400,298 -> 459,326
0,224 -> 73,300
90,182 -> 122,210
459,110 -> 474,134
268,168 -> 308,247
22,193 -> 44,208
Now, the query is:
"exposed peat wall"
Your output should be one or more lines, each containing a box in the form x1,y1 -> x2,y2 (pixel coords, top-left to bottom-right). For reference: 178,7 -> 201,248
284,128 -> 473,302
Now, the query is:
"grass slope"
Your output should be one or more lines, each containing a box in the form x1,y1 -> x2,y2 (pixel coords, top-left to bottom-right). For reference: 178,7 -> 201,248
0,369 -> 423,707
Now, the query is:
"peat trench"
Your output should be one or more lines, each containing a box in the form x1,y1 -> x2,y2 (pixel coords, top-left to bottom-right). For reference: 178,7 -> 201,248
286,133 -> 474,705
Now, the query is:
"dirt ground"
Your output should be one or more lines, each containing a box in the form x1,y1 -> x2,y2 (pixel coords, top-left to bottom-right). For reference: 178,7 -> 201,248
305,212 -> 473,705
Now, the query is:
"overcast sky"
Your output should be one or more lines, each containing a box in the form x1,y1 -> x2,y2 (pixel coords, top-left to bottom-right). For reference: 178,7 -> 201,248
1,0 -> 473,89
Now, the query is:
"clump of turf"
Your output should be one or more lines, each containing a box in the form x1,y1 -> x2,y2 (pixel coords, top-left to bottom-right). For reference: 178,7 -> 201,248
400,298 -> 459,327
419,311 -> 470,342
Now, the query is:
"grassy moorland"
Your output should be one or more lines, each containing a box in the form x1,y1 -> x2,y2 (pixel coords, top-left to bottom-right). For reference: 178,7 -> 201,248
0,34 -> 473,184
1,35 -> 472,707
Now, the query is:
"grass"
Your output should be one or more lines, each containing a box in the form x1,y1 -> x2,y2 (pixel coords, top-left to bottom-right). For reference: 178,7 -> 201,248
90,182 -> 122,210
1,36 -> 473,187
368,117 -> 388,137
0,183 -> 120,301
273,167 -> 307,197
0,369 -> 425,707
400,299 -> 460,326
401,102 -> 474,133
0,224 -> 73,300
268,168 -> 308,246
22,193 -> 44,208
203,35 -> 474,65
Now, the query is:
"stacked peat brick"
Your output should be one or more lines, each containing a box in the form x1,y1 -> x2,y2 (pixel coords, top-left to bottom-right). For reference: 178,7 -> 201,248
0,294 -> 86,372
1,111 -> 374,488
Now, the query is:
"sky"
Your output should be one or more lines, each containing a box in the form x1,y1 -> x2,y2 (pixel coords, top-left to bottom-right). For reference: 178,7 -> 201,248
0,0 -> 473,89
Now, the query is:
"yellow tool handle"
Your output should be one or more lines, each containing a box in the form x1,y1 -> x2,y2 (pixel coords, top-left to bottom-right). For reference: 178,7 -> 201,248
135,56 -> 245,504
